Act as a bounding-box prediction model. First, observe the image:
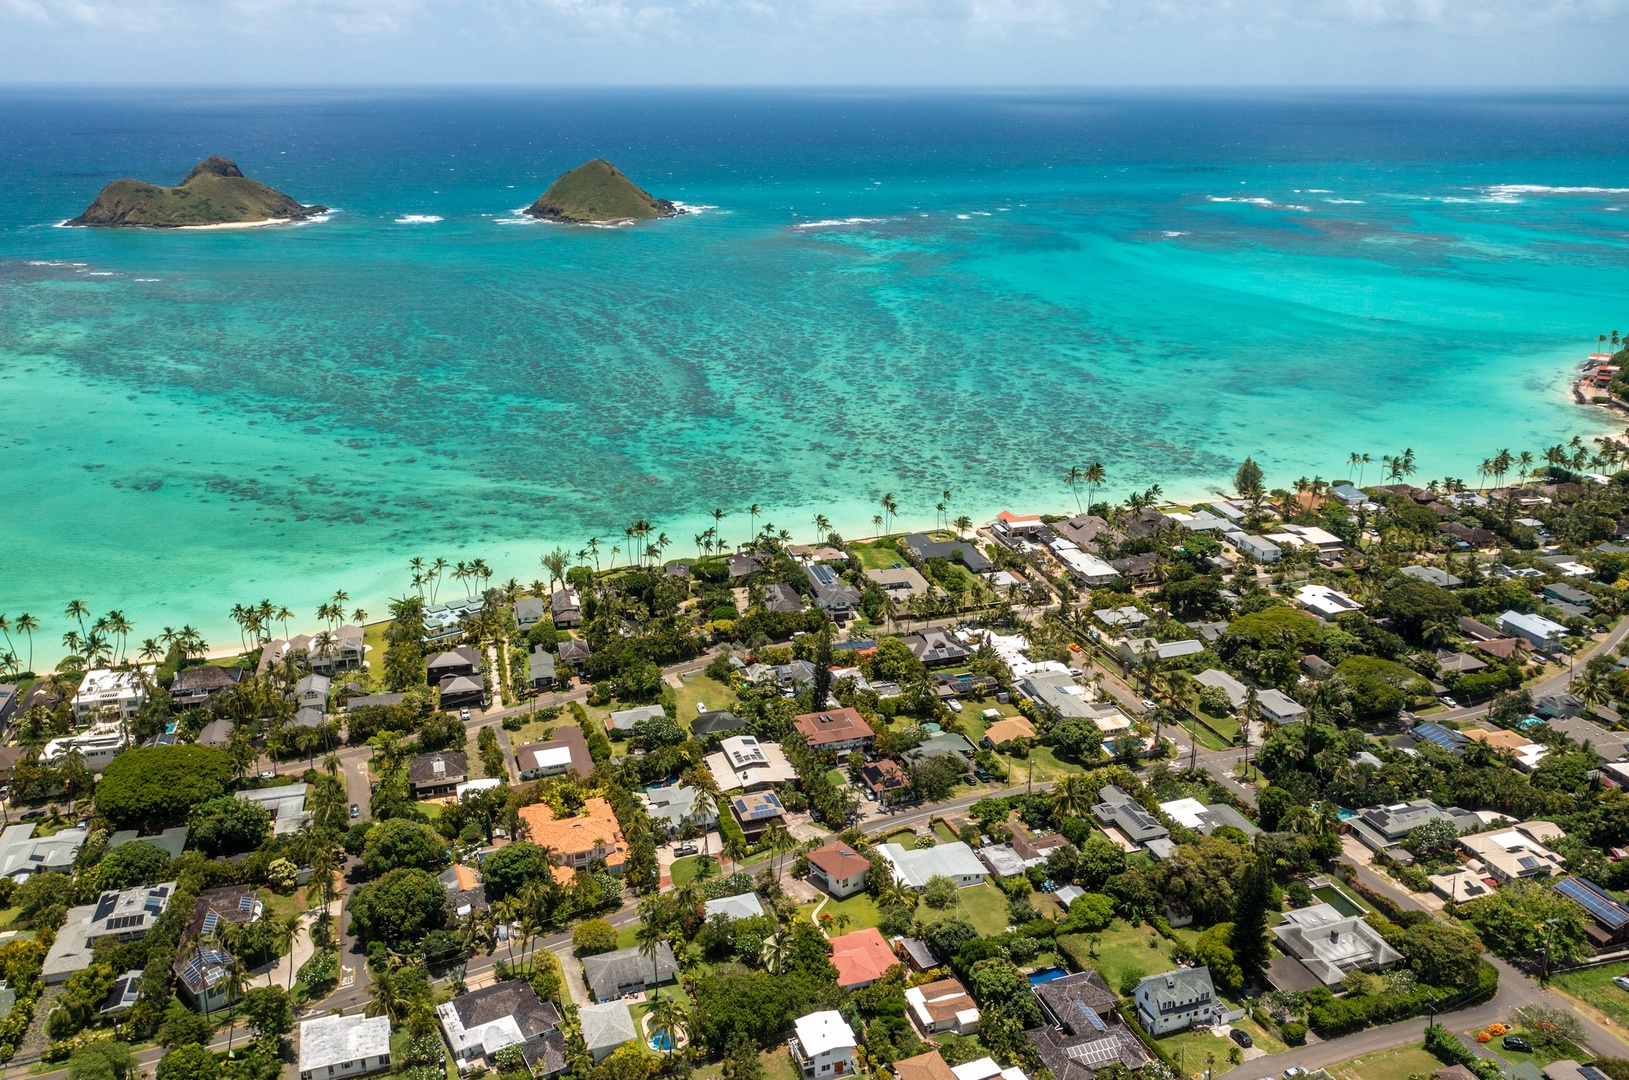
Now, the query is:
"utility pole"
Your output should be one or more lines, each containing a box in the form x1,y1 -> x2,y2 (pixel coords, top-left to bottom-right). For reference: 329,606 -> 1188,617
1027,758 -> 1033,796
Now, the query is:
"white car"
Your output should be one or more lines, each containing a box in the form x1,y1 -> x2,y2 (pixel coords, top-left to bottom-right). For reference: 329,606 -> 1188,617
1141,699 -> 1157,711
947,700 -> 963,713
1284,1069 -> 1309,1078
1613,975 -> 1629,992
696,702 -> 708,714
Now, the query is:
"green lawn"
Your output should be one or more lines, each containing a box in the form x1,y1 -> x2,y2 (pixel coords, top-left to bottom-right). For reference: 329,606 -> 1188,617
805,891 -> 884,932
630,981 -> 693,1033
1328,1044 -> 1447,1080
1177,717 -> 1231,751
1057,921 -> 1175,993
671,856 -> 722,886
1156,1027 -> 1240,1077
1484,1031 -> 1591,1070
673,674 -> 736,730
852,538 -> 908,571
361,620 -> 390,691
932,821 -> 959,843
1552,960 -> 1629,1028
915,883 -> 1011,937
0,906 -> 21,930
1001,745 -> 1082,785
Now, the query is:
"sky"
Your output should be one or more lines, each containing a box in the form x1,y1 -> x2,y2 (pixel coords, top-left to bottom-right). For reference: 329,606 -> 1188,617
2,0 -> 1629,85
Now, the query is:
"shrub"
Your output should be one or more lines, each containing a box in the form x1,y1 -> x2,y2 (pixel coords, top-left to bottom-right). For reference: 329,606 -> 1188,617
1281,1022 -> 1307,1046
923,875 -> 958,910
574,919 -> 618,957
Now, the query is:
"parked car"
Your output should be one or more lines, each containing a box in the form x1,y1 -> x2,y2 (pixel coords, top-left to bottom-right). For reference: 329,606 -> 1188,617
674,843 -> 699,857
1613,975 -> 1629,992
258,770 -> 276,779
1230,1030 -> 1253,1049
1502,1037 -> 1532,1053
864,789 -> 877,801
459,708 -> 471,721
947,700 -> 963,713
1141,699 -> 1156,711
1283,1067 -> 1308,1077
349,803 -> 360,819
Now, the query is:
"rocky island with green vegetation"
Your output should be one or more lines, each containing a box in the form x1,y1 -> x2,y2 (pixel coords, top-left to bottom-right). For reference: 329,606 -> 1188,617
68,155 -> 329,228
524,158 -> 682,224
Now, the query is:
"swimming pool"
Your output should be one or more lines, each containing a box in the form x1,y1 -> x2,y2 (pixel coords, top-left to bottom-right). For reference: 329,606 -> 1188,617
1311,886 -> 1363,917
649,1031 -> 675,1051
1028,967 -> 1070,986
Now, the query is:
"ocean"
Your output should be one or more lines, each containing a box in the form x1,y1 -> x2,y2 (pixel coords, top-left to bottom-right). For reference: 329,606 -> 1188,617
2,89 -> 1628,650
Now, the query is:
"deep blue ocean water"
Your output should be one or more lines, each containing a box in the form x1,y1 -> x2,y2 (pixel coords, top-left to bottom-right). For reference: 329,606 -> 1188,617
2,89 -> 1628,648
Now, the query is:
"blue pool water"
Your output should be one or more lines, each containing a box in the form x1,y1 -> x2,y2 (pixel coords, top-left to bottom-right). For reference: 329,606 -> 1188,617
649,1031 -> 675,1051
1029,967 -> 1070,986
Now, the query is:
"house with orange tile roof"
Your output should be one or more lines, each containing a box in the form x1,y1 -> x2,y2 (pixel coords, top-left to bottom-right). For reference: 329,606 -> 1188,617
827,927 -> 899,989
983,716 -> 1035,747
1461,727 -> 1533,752
517,797 -> 627,875
794,708 -> 875,751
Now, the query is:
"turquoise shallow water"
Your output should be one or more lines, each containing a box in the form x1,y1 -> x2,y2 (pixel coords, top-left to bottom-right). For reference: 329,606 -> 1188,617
2,90 -> 1628,649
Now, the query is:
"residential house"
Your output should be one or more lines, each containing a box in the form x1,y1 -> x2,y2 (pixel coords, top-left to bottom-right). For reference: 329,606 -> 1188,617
992,510 -> 1045,540
42,724 -> 129,771
1545,582 -> 1596,611
1094,606 -> 1149,633
1270,903 -> 1404,987
828,928 -> 900,989
0,824 -> 88,880
1400,565 -> 1463,588
308,625 -> 366,674
194,718 -> 236,748
728,553 -> 767,579
606,704 -> 665,734
0,746 -> 22,790
1435,650 -> 1487,675
1348,799 -> 1478,852
581,943 -> 677,1002
1555,876 -> 1629,947
807,839 -> 871,898
1050,540 -> 1121,586
514,597 -> 546,632
794,708 -> 875,751
174,886 -> 263,1011
703,892 -> 765,921
641,783 -> 718,837
1115,638 -> 1203,664
527,647 -> 556,690
43,881 -> 176,984
1134,967 -> 1222,1035
906,977 -> 979,1034
791,1011 -> 857,1080
728,791 -> 786,840
1159,798 -> 1260,838
860,759 -> 911,802
904,534 -> 992,573
905,732 -> 975,770
765,584 -> 806,614
580,1001 -> 637,1062
867,567 -> 933,602
437,980 -> 562,1073
878,841 -> 986,889
706,735 -> 796,792
556,639 -> 591,671
441,864 -> 488,918
1231,534 -> 1282,563
1278,523 -> 1345,555
298,1015 -> 392,1080
237,784 -> 312,835
983,716 -> 1036,747
1332,484 -> 1367,506
1536,693 -> 1585,719
514,726 -> 594,781
901,630 -> 972,667
427,646 -> 482,682
895,1051 -> 960,1080
806,564 -> 863,622
1091,785 -> 1169,849
1301,654 -> 1335,678
71,667 -> 154,721
169,666 -> 243,707
0,684 -> 18,732
518,798 -> 627,874
1460,822 -> 1565,883
1497,610 -> 1567,650
409,751 -> 469,799
1028,970 -> 1148,1080
1194,669 -> 1247,709
1257,689 -> 1307,723
1295,584 -> 1363,619
693,710 -> 749,738
551,588 -> 583,629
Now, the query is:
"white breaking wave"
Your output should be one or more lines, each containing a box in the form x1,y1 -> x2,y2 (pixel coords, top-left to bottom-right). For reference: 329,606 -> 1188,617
1161,230 -> 1190,237
790,217 -> 885,230
395,214 -> 443,224
672,202 -> 718,215
134,278 -> 161,282
1208,196 -> 1313,212
1485,184 -> 1629,198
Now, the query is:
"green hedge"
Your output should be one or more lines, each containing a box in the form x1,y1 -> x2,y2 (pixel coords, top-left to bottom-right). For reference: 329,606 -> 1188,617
1308,961 -> 1498,1038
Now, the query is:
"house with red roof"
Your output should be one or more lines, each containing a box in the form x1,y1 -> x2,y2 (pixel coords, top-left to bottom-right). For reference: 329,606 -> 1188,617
807,839 -> 871,899
794,708 -> 875,752
827,927 -> 899,989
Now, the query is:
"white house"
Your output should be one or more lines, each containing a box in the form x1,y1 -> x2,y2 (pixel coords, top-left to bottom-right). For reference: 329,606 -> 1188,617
904,978 -> 980,1035
41,723 -> 129,771
1257,689 -> 1307,724
1497,610 -> 1567,650
1134,967 -> 1222,1035
807,839 -> 872,898
1295,584 -> 1363,619
299,1015 -> 392,1080
878,841 -> 986,889
791,1011 -> 856,1080
1232,535 -> 1282,563
71,668 -> 153,721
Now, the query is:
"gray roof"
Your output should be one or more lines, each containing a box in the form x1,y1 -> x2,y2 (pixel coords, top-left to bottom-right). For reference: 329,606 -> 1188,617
109,828 -> 189,859
1271,905 -> 1404,986
1136,966 -> 1215,1010
607,704 -> 665,732
1400,565 -> 1464,588
581,943 -> 677,1001
345,692 -> 406,710
300,1014 -> 391,1073
528,648 -> 556,682
579,1001 -> 638,1055
0,823 -> 88,879
904,533 -> 992,572
444,980 -> 561,1039
906,732 -> 975,763
1196,803 -> 1259,838
409,751 -> 468,786
764,583 -> 805,613
643,784 -> 708,829
1093,786 -> 1169,845
44,882 -> 177,980
693,710 -> 747,737
515,597 -> 546,627
703,892 -> 765,921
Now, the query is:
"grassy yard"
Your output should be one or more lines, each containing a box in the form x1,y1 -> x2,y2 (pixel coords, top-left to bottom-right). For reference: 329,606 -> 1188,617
630,981 -> 693,1032
804,890 -> 884,931
1328,1044 -> 1448,1080
1551,960 -> 1629,1028
1156,1026 -> 1241,1077
915,882 -> 1011,938
852,538 -> 908,571
932,821 -> 959,843
671,856 -> 723,886
1177,717 -> 1231,752
1482,1031 -> 1591,1070
673,673 -> 736,730
504,714 -> 573,747
362,620 -> 390,691
999,745 -> 1083,785
1057,921 -> 1176,994
257,886 -> 311,921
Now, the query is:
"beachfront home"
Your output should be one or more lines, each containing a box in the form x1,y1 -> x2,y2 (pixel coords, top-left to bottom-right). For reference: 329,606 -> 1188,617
551,587 -> 583,628
1134,967 -> 1222,1035
791,1011 -> 857,1080
514,597 -> 546,632
904,534 -> 992,573
298,1015 -> 393,1080
71,667 -> 153,720
169,666 -> 244,706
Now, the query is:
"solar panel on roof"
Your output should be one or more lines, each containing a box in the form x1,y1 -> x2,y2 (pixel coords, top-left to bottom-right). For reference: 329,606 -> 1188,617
238,896 -> 254,911
1412,724 -> 1467,751
200,912 -> 219,934
1555,877 -> 1629,929
1064,1037 -> 1123,1067
1073,1002 -> 1107,1033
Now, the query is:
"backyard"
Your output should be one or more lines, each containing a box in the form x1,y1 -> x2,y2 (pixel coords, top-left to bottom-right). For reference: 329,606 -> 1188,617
673,673 -> 736,730
1057,921 -> 1179,995
852,538 -> 908,571
801,882 -> 1012,938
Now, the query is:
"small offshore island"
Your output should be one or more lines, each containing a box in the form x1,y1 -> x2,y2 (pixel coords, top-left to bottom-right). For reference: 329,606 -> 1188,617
524,158 -> 683,224
68,155 -> 328,228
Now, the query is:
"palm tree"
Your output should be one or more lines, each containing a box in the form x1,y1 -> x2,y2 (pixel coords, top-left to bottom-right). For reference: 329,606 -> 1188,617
1084,462 -> 1106,509
649,995 -> 688,1050
14,613 -> 38,673
760,931 -> 791,975
1051,773 -> 1093,819
1064,466 -> 1086,512
764,819 -> 794,880
636,915 -> 668,1003
272,912 -> 303,989
65,599 -> 89,643
881,493 -> 899,534
746,504 -> 762,547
